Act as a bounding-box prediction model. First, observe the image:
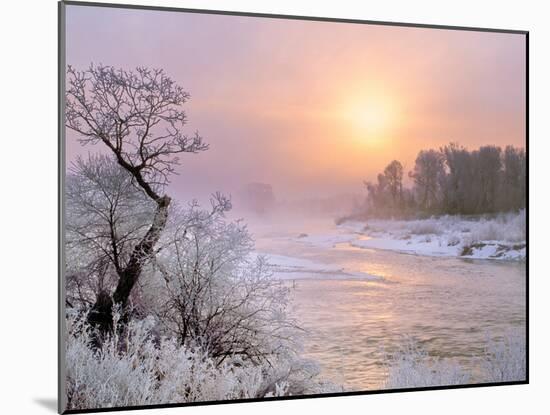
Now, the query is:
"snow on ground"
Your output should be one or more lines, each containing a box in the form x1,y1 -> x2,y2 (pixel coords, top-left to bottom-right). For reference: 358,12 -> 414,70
336,211 -> 526,261
294,232 -> 356,248
251,252 -> 381,281
349,233 -> 462,257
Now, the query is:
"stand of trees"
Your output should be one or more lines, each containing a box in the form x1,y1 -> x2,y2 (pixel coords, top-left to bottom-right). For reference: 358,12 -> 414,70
64,65 -> 335,410
364,143 -> 526,218
66,64 -> 212,332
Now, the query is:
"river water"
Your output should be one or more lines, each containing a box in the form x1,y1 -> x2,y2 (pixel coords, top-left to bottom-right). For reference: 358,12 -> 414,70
247,215 -> 526,391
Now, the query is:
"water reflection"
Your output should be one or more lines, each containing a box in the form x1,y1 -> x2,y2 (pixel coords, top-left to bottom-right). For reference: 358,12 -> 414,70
251,218 -> 526,391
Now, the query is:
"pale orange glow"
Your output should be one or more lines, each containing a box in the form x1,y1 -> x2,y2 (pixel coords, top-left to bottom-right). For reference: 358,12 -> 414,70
66,8 -> 526,201
338,89 -> 401,146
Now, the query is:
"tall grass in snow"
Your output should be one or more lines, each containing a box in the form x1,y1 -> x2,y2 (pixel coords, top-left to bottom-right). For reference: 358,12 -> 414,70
359,210 -> 525,243
469,210 -> 526,243
65,310 -> 341,410
384,331 -> 526,389
342,210 -> 526,259
384,340 -> 470,389
480,330 -> 526,382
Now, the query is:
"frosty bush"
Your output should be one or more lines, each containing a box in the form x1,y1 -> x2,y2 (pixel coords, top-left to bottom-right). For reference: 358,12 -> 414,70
65,311 -> 336,410
463,210 -> 525,247
364,212 -> 525,245
64,197 -> 340,411
471,221 -> 501,242
140,201 -> 301,366
480,330 -> 526,382
65,155 -> 156,308
409,220 -> 443,236
343,210 -> 526,260
384,331 -> 526,390
384,340 -> 470,389
468,212 -> 523,243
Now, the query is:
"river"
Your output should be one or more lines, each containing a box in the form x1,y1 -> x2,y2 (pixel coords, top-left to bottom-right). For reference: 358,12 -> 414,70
246,215 -> 526,391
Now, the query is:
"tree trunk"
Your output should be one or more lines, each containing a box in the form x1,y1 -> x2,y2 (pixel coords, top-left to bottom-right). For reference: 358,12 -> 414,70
88,195 -> 171,334
113,195 -> 171,307
87,290 -> 114,347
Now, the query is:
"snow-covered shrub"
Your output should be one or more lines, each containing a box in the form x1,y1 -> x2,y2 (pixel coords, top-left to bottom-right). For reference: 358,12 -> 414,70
384,331 -> 526,390
65,155 -> 157,309
65,313 -> 254,409
480,330 -> 526,382
65,311 -> 334,411
470,210 -> 526,243
65,311 -> 162,409
341,210 -> 526,260
64,192 -> 340,411
146,203 -> 299,366
410,220 -> 443,235
256,353 -> 343,397
499,209 -> 526,242
383,340 -> 470,389
472,221 -> 501,242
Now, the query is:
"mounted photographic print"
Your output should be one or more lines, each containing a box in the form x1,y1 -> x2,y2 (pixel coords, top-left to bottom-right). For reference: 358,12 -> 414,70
59,1 -> 528,413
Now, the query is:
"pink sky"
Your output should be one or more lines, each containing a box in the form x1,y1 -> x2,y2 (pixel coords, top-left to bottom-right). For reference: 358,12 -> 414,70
65,5 -> 526,203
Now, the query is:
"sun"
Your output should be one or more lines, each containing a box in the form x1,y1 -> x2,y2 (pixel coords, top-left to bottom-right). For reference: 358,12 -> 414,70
348,103 -> 392,136
338,89 -> 399,145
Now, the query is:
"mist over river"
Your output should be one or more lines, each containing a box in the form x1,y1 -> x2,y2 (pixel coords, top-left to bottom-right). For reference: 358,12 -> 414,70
243,214 -> 526,391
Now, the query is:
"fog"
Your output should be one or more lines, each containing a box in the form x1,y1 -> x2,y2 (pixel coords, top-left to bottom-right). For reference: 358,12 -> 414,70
63,6 -> 526,408
66,4 -> 525,212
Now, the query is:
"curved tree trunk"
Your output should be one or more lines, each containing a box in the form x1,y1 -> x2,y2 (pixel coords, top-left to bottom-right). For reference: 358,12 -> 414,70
113,195 -> 171,307
66,65 -> 207,339
88,195 -> 171,334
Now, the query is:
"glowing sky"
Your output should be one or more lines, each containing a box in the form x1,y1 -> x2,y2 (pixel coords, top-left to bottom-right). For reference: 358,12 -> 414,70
65,5 -> 526,202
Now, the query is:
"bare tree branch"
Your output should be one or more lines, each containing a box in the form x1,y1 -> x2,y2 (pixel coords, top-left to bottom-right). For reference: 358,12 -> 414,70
65,64 -> 209,323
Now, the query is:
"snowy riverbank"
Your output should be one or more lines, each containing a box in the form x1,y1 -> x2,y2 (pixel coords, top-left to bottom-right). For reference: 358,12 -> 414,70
250,252 -> 382,281
336,211 -> 526,261
248,211 -> 525,284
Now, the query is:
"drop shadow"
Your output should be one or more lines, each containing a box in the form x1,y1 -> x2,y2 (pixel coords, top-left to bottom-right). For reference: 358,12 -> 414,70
34,398 -> 57,413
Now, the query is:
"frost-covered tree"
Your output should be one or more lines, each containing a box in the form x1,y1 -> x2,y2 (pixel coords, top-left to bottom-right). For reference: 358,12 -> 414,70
364,160 -> 404,216
384,160 -> 404,207
440,144 -> 504,214
66,64 -> 208,325
358,142 -> 525,219
66,155 -> 155,310
440,143 -> 475,214
409,149 -> 446,211
364,173 -> 388,214
150,203 -> 298,365
474,145 -> 502,213
500,146 -> 526,211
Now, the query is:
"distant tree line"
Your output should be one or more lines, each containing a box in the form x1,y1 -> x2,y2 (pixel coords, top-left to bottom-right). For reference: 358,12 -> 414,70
364,143 -> 526,217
